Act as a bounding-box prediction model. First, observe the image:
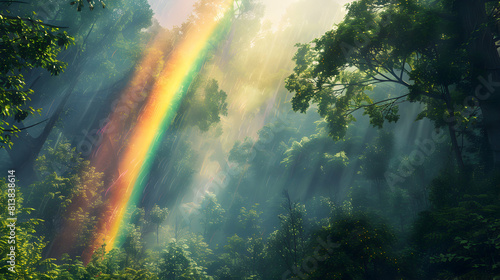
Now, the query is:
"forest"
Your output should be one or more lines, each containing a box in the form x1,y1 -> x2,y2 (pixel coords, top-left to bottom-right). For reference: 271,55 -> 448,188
0,0 -> 499,279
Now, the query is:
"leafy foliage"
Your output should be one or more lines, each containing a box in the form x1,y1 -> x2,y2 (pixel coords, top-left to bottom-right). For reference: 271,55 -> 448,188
150,204 -> 169,245
20,138 -> 106,259
307,211 -> 399,279
359,130 -> 394,181
199,193 -> 225,242
266,193 -> 308,275
70,0 -> 106,12
0,9 -> 73,147
413,171 -> 500,279
284,0 -> 476,148
1,1 -> 499,280
159,242 -> 211,280
175,78 -> 229,132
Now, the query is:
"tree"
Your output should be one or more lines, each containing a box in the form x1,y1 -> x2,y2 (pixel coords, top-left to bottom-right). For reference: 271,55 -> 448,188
359,130 -> 394,184
228,137 -> 255,165
281,136 -> 349,173
130,206 -> 146,228
0,2 -> 73,148
217,233 -> 265,279
174,77 -> 229,132
281,133 -> 349,199
267,192 -> 308,277
237,204 -> 262,237
195,79 -> 228,132
412,170 -> 500,279
199,193 -> 225,243
307,211 -> 399,279
122,225 -> 143,267
150,204 -> 169,246
0,180 -> 59,279
285,0 -> 500,170
159,242 -> 210,280
27,139 -> 105,257
180,233 -> 213,272
70,0 -> 106,12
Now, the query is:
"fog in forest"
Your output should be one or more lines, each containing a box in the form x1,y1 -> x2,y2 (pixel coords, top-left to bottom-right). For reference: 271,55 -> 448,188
0,0 -> 498,279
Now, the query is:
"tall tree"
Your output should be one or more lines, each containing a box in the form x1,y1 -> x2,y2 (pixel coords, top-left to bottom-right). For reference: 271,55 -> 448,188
199,193 -> 225,243
267,192 -> 308,276
285,0 -> 500,169
150,204 -> 168,246
0,1 -> 73,148
159,241 -> 210,280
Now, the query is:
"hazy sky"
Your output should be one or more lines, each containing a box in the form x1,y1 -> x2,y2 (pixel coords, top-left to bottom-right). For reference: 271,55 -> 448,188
146,0 -> 198,28
147,0 -> 301,28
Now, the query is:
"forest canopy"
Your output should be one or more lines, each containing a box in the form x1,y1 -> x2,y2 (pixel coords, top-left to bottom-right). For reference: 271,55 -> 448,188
286,0 -> 500,171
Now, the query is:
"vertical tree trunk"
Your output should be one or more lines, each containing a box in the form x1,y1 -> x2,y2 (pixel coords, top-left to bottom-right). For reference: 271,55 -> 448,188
7,78 -> 78,183
457,0 -> 500,169
443,85 -> 466,171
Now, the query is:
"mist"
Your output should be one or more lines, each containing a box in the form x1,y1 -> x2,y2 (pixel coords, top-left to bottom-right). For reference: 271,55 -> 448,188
1,0 -> 498,279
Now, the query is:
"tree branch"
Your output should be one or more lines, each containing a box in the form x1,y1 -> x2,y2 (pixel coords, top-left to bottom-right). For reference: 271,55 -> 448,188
82,17 -> 98,47
0,14 -> 68,29
2,89 -> 31,93
420,91 -> 444,100
322,79 -> 391,88
344,94 -> 410,116
399,60 -> 406,81
363,56 -> 398,83
3,119 -> 48,132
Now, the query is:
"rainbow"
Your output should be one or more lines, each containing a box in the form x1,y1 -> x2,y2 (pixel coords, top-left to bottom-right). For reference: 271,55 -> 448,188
52,0 -> 235,263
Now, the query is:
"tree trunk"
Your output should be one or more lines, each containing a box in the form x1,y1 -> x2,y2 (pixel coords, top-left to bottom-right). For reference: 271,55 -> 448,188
7,78 -> 78,183
457,0 -> 500,169
444,85 -> 466,171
